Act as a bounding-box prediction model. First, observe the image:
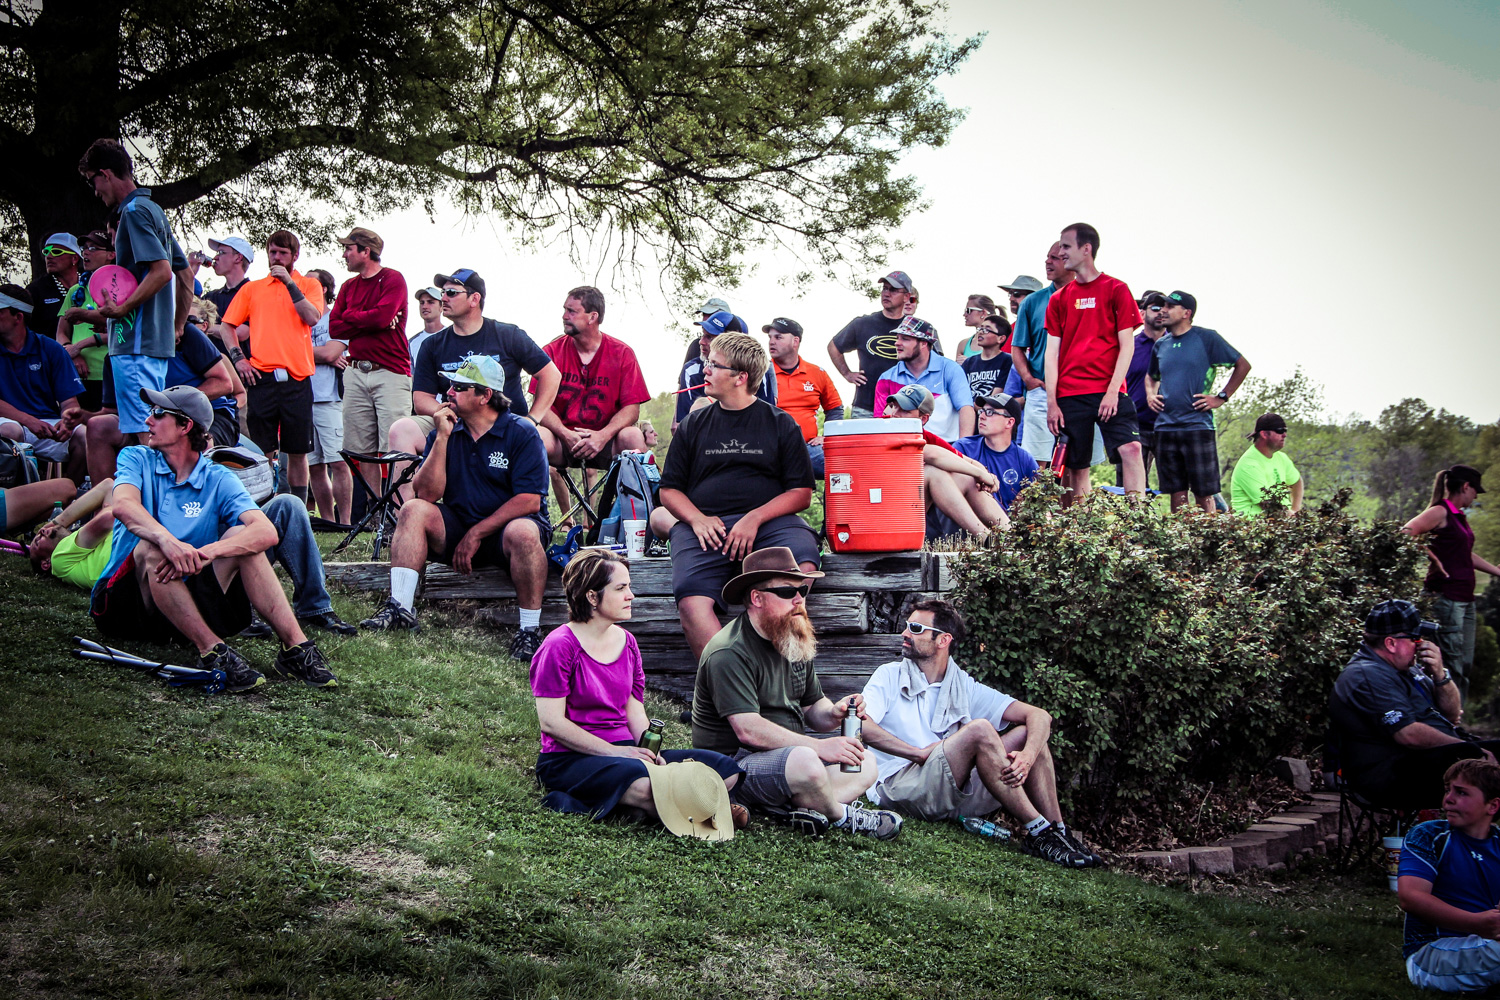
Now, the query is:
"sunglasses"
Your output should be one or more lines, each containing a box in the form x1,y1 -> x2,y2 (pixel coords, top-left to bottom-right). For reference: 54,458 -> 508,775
904,620 -> 949,636
757,584 -> 811,600
43,246 -> 78,257
447,382 -> 482,393
964,306 -> 986,314
1146,304 -> 1165,312
441,287 -> 469,298
147,406 -> 187,421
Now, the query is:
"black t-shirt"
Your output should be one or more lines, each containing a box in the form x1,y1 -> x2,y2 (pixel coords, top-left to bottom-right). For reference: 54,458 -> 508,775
830,310 -> 901,411
25,274 -> 72,344
961,351 -> 1013,400
412,318 -> 551,418
659,398 -> 813,517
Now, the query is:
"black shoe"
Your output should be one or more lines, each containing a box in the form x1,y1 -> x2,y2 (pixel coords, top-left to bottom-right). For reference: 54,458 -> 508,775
198,643 -> 265,693
755,804 -> 831,837
298,610 -> 358,637
1023,825 -> 1090,868
239,610 -> 273,639
509,626 -> 542,661
269,641 -> 339,688
360,598 -> 420,633
1059,827 -> 1102,867
645,537 -> 669,557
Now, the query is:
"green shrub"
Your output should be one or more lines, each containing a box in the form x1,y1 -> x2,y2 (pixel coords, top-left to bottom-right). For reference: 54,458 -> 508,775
949,473 -> 1423,840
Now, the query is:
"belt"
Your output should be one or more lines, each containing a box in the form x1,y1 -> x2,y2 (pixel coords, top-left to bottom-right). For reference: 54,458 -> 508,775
353,360 -> 385,373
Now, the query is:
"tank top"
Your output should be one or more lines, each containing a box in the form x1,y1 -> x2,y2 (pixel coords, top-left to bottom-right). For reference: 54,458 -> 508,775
1424,499 -> 1476,602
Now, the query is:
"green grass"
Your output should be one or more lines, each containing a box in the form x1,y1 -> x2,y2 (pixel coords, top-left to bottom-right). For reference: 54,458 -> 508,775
0,551 -> 1425,998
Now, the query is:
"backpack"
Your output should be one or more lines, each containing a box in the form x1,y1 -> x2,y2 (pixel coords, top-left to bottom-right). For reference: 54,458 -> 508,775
587,452 -> 661,547
0,440 -> 40,490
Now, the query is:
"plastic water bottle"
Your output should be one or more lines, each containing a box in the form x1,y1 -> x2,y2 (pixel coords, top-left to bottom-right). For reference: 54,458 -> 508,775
962,816 -> 1011,840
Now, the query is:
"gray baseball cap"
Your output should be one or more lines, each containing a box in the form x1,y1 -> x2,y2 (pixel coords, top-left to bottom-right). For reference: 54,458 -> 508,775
140,385 -> 214,433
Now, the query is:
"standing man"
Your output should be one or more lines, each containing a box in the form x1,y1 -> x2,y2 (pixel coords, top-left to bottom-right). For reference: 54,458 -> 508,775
306,269 -> 353,525
1121,291 -> 1170,486
858,600 -> 1097,866
960,313 -> 1013,400
408,285 -> 446,366
361,358 -> 552,662
0,285 -> 87,482
871,317 -> 975,442
199,237 -> 254,337
329,227 -> 409,502
57,230 -> 116,413
217,231 -> 324,506
998,275 -> 1045,327
656,333 -> 820,661
1043,223 -> 1146,502
1144,291 -> 1251,512
766,316 -> 842,479
27,233 -> 83,340
1010,243 -> 1072,465
679,296 -> 734,368
535,285 -> 650,507
828,271 -> 914,418
79,138 -> 191,448
1230,413 -> 1303,516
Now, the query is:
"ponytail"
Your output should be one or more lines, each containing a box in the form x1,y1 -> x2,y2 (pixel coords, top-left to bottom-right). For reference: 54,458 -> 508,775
1430,468 -> 1449,508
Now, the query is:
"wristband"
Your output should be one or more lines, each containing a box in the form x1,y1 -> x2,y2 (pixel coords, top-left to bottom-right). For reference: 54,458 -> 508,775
287,285 -> 306,303
227,347 -> 245,363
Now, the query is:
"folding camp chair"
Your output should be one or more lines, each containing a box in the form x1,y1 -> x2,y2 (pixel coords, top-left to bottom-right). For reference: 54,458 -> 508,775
554,458 -> 605,531
333,450 -> 421,560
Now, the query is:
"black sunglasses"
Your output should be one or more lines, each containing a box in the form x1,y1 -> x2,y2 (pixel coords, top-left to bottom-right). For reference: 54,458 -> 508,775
757,584 -> 811,600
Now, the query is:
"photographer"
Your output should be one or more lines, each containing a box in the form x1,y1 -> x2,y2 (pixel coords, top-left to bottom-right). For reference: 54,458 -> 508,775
1330,600 -> 1500,809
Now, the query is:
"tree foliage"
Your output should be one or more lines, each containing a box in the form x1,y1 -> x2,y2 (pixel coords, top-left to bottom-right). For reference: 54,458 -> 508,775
0,0 -> 976,288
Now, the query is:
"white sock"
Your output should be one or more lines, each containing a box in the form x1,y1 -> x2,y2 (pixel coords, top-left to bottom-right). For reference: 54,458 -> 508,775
831,804 -> 852,828
1055,821 -> 1068,837
518,607 -> 541,630
1024,816 -> 1051,837
390,568 -> 420,611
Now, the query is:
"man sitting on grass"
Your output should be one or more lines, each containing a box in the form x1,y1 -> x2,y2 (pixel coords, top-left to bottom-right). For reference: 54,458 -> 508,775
1398,759 -> 1500,993
857,600 -> 1098,868
360,356 -> 552,662
88,386 -> 337,691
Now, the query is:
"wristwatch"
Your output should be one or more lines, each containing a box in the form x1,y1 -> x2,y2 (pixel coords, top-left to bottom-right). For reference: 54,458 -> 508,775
1215,389 -> 1230,401
1434,672 -> 1453,687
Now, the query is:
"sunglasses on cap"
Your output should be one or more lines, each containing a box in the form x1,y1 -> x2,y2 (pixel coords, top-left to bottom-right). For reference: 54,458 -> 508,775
756,584 -> 811,600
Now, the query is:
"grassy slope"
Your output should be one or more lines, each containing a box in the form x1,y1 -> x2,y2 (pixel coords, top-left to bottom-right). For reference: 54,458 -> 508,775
0,554 -> 1420,999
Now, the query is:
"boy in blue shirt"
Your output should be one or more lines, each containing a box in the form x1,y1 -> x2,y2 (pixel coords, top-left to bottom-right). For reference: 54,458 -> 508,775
1398,758 -> 1500,992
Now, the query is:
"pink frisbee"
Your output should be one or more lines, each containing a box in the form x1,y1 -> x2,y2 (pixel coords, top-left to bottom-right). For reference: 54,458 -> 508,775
88,264 -> 139,307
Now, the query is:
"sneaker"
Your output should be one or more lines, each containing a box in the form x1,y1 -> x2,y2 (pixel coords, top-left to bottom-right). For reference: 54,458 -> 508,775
838,803 -> 903,841
270,641 -> 339,689
239,610 -> 273,639
1059,828 -> 1102,867
509,626 -> 542,661
754,804 -> 830,837
645,537 -> 669,558
1023,825 -> 1090,868
360,598 -> 420,633
297,610 -> 358,637
198,643 -> 265,693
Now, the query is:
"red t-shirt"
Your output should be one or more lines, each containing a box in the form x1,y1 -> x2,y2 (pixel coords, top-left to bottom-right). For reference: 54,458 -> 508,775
543,332 -> 651,431
1044,273 -> 1141,397
923,428 -> 958,454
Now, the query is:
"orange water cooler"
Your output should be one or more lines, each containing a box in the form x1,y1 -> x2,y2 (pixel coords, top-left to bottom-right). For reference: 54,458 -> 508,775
822,418 -> 926,552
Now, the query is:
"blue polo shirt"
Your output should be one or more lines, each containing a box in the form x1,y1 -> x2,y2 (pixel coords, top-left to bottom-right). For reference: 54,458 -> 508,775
952,435 -> 1038,510
0,329 -> 86,419
1010,282 -> 1060,381
113,187 -> 189,359
93,446 -> 259,599
425,412 -> 549,525
872,355 -> 974,441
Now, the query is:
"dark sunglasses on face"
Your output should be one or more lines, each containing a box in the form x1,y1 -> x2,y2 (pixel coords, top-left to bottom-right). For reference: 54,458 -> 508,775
148,406 -> 186,421
447,383 -> 480,393
758,584 -> 811,600
904,620 -> 949,635
441,288 -> 467,298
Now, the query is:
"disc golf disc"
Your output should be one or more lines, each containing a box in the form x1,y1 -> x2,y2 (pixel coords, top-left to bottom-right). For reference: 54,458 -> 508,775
88,264 -> 138,307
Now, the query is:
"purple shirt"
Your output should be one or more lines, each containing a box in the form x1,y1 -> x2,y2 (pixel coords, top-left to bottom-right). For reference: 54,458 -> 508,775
529,624 -> 644,753
1125,331 -> 1158,433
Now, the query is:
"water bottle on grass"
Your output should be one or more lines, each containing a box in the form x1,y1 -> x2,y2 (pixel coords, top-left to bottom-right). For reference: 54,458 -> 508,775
962,816 -> 1011,840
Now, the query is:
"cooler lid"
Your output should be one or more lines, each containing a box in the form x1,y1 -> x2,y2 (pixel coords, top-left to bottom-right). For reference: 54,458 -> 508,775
823,417 -> 920,436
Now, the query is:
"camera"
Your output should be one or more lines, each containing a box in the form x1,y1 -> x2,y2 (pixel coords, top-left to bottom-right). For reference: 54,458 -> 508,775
1415,620 -> 1440,642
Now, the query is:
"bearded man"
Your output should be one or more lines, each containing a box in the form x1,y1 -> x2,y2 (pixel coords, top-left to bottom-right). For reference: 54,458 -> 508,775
690,547 -> 902,840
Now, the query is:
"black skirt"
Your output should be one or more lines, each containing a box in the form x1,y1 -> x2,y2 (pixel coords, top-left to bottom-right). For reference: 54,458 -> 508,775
535,741 -> 742,818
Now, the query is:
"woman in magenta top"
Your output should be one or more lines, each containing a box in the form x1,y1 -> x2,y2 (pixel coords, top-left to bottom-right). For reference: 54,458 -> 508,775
1403,465 -> 1498,703
530,548 -> 741,820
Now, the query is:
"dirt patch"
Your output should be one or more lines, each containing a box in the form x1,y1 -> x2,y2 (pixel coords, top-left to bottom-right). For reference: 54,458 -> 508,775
311,846 -> 469,920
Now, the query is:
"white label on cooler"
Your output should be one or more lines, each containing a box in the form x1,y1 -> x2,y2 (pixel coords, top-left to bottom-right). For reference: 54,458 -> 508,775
869,488 -> 882,503
829,473 -> 852,493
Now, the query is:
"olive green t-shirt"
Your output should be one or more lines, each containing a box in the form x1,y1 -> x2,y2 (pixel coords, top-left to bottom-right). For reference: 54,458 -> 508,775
691,613 -> 824,755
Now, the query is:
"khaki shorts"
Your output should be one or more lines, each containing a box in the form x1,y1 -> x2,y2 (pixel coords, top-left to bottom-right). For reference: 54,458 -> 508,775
342,365 -> 411,455
873,740 -> 999,821
308,400 -> 345,465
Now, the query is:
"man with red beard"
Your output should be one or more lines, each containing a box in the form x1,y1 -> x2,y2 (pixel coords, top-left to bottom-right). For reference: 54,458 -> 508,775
690,548 -> 903,840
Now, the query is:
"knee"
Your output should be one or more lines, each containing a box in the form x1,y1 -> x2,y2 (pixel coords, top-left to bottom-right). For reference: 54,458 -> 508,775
1118,441 -> 1142,458
397,498 -> 436,528
616,427 -> 646,451
784,746 -> 826,789
502,518 -> 543,554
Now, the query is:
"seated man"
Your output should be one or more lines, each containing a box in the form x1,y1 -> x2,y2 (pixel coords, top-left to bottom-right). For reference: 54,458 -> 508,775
690,547 -> 901,839
360,357 -> 552,662
0,285 -> 88,483
1398,760 -> 1500,993
534,286 -> 649,520
673,310 -> 776,433
652,332 -> 819,660
30,473 -> 355,636
858,599 -> 1098,867
953,393 -> 1039,512
882,384 -> 1007,538
89,386 -> 337,691
1330,600 -> 1500,809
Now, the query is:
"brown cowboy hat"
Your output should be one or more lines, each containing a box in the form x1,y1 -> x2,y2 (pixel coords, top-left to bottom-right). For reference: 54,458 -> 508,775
721,546 -> 825,607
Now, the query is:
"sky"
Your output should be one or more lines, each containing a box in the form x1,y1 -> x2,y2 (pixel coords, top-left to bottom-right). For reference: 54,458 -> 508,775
186,0 -> 1500,425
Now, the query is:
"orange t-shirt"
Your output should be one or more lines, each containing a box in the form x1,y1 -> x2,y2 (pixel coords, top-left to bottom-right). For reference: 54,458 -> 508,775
221,271 -> 324,379
774,357 -> 843,442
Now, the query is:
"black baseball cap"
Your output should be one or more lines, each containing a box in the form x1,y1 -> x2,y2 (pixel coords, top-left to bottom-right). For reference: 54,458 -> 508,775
434,268 -> 485,299
1138,290 -> 1169,308
1447,464 -> 1487,495
975,393 -> 1023,422
762,317 -> 804,338
1166,290 -> 1197,313
1249,413 -> 1288,439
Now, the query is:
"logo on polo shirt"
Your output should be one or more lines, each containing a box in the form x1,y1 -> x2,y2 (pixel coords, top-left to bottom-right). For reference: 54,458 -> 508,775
1383,710 -> 1404,726
802,381 -> 815,392
488,451 -> 509,469
1073,298 -> 1096,310
28,362 -> 41,371
181,501 -> 203,518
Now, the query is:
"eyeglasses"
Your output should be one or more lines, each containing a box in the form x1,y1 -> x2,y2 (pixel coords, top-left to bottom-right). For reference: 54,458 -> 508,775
42,246 -> 78,257
757,584 -> 811,600
702,360 -> 741,373
83,171 -> 102,187
904,620 -> 949,636
977,407 -> 1010,418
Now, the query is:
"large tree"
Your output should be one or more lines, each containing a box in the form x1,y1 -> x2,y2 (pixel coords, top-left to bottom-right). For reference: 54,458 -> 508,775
0,0 -> 975,289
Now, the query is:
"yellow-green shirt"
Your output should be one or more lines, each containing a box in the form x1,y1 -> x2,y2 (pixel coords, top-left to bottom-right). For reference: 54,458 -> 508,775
61,281 -> 108,381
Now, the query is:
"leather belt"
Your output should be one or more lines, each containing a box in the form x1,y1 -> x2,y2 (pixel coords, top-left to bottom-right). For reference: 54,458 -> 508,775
353,360 -> 385,373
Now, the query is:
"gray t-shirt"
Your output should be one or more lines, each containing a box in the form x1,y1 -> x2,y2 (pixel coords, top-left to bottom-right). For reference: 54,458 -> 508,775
111,187 -> 187,359
1147,325 -> 1240,431
309,312 -> 339,403
691,614 -> 824,755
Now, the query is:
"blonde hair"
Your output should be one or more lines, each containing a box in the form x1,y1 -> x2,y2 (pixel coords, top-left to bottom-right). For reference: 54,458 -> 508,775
710,332 -> 769,390
194,296 -> 218,328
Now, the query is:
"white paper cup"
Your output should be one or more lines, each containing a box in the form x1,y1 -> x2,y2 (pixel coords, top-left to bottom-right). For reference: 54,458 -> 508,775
623,519 -> 648,559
